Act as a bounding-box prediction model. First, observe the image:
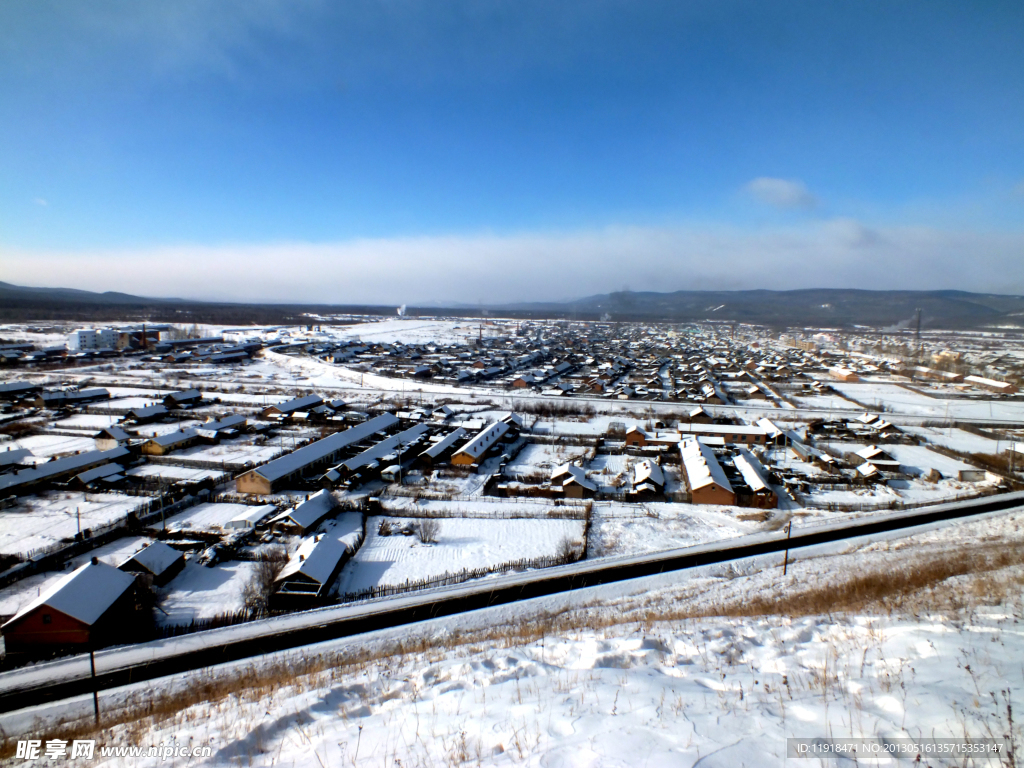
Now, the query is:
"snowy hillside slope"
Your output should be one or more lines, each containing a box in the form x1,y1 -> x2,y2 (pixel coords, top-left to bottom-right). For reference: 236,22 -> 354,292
3,509 -> 1023,767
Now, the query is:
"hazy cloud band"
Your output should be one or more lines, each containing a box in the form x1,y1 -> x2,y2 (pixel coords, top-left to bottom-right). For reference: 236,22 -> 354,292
3,220 -> 1022,305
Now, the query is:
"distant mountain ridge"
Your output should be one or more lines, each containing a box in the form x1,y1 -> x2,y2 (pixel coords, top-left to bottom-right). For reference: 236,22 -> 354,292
1,282 -> 1023,329
498,288 -> 1024,329
0,281 -> 173,305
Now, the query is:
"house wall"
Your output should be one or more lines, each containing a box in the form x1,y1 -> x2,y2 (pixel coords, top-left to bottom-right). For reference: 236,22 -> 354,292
690,485 -> 736,506
237,470 -> 274,495
2,608 -> 90,650
624,432 -> 646,447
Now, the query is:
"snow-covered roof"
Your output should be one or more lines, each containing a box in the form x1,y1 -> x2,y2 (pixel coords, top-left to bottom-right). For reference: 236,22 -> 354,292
270,489 -> 336,531
755,418 -> 783,439
146,428 -> 198,447
276,535 -> 347,586
268,394 -> 324,414
252,413 -> 399,483
0,448 -> 32,468
420,427 -> 467,460
632,459 -> 665,488
228,504 -> 277,527
680,438 -> 733,494
3,561 -> 136,628
0,446 -> 130,494
74,463 -> 124,484
338,423 -> 431,472
96,426 -> 130,441
551,462 -> 597,492
855,445 -> 891,461
127,404 -> 168,419
677,424 -> 768,438
733,449 -> 772,493
119,541 -> 183,576
454,421 -> 509,460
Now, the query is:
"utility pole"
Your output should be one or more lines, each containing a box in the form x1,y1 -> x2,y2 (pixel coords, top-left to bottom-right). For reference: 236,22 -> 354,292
90,647 -> 100,724
782,521 -> 793,575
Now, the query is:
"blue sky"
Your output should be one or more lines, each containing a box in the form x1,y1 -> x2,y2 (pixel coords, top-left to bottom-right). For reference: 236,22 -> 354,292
1,1 -> 1023,303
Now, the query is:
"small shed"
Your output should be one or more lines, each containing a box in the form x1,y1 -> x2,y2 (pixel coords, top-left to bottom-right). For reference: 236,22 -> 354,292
118,541 -> 185,586
226,504 -> 277,530
124,404 -> 168,424
164,389 -> 203,408
268,490 -> 336,535
273,535 -> 348,602
551,462 -> 597,498
94,426 -> 131,451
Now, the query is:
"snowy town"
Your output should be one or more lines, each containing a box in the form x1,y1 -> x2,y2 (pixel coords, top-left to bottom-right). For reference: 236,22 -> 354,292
0,317 -> 1019,654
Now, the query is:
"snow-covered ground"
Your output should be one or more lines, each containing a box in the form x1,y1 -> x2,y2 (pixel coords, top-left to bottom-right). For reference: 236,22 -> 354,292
334,516 -> 585,595
160,502 -> 276,533
904,425 -> 1004,454
588,502 -> 760,557
0,492 -> 148,555
125,465 -> 224,485
5,434 -> 98,458
831,380 -> 1024,421
50,414 -> 120,431
792,392 -> 862,411
169,440 -> 285,467
8,504 -> 1022,768
157,560 -> 259,625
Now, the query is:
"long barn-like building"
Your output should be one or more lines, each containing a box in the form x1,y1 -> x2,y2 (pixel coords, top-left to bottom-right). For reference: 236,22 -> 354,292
237,413 -> 398,494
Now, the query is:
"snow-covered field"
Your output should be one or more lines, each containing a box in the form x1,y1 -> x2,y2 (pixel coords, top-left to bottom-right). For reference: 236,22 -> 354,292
792,393 -> 862,411
5,434 -> 97,458
334,516 -> 585,595
504,443 -> 589,477
50,414 -> 120,431
882,443 -> 975,476
904,425 -> 1004,454
161,502 -> 276,533
125,465 -> 224,484
588,502 -> 759,557
157,560 -> 259,625
170,440 -> 285,467
0,492 -> 148,555
831,380 -> 1024,421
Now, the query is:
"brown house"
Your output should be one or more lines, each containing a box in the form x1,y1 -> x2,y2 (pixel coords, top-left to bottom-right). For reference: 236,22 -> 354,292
1,560 -> 142,651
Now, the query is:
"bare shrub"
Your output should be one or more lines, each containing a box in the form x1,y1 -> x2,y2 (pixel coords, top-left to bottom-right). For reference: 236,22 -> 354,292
379,519 -> 394,536
557,536 -> 581,564
417,518 -> 440,544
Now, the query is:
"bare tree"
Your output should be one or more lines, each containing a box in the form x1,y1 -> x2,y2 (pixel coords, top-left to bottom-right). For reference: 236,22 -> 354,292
417,518 -> 440,544
242,546 -> 285,617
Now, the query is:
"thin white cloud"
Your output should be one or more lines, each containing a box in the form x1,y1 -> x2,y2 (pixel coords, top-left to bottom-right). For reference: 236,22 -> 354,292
3,221 -> 1023,304
745,177 -> 818,209
33,198 -> 48,207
